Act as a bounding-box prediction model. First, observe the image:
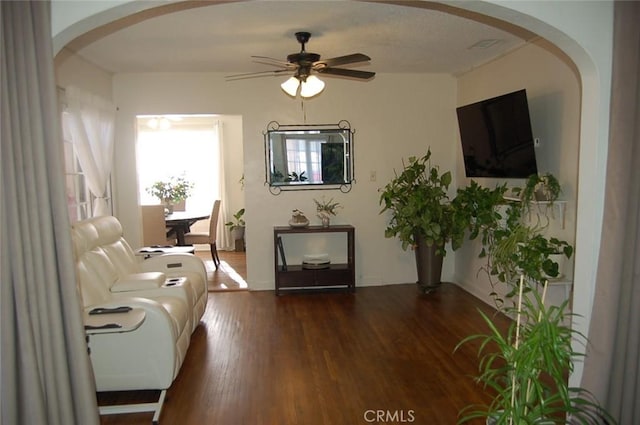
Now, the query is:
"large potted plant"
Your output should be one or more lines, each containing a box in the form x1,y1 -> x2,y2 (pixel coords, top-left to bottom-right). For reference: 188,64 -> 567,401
453,174 -> 614,424
456,278 -> 615,425
379,149 -> 456,291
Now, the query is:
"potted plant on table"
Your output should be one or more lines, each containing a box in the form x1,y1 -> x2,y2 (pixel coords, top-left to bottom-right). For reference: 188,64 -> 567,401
147,175 -> 193,214
379,148 -> 458,292
314,196 -> 342,227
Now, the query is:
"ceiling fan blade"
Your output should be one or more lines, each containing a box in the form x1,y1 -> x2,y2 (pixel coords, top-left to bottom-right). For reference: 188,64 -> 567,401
225,69 -> 291,81
315,53 -> 371,68
317,67 -> 376,80
253,60 -> 298,71
251,55 -> 292,67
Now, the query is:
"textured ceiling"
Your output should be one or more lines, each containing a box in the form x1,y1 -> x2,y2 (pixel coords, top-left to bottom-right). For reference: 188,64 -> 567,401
66,1 -> 536,76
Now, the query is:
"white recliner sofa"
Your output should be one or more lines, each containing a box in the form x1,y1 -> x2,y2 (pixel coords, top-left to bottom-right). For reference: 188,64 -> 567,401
71,216 -> 208,423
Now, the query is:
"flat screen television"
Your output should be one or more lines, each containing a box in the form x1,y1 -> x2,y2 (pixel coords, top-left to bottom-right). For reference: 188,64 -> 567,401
456,89 -> 538,178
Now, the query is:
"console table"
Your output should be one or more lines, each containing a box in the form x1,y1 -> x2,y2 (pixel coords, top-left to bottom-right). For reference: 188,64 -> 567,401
274,225 -> 355,295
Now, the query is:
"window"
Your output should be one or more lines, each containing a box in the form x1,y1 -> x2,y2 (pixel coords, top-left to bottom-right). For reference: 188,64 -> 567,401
61,110 -> 112,223
285,138 -> 322,182
136,115 -> 219,214
62,131 -> 89,222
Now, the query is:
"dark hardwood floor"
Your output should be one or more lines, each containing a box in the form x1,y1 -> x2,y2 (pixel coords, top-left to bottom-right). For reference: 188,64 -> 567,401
98,278 -> 508,425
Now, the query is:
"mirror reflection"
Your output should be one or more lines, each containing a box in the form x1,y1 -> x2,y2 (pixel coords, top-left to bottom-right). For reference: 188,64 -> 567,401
266,125 -> 353,187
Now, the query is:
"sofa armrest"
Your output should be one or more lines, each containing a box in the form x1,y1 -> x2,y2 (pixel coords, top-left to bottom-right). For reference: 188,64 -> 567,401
84,297 -> 185,391
141,253 -> 206,281
111,272 -> 166,292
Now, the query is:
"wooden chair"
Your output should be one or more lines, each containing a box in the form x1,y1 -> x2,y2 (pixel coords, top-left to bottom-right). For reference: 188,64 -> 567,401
184,200 -> 221,269
141,205 -> 176,246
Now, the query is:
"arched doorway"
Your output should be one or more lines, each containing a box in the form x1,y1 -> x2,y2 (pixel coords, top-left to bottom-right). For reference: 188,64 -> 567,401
52,0 -> 613,385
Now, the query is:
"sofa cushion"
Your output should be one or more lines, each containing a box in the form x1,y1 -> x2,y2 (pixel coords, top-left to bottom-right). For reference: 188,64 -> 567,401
152,296 -> 191,338
76,248 -> 119,307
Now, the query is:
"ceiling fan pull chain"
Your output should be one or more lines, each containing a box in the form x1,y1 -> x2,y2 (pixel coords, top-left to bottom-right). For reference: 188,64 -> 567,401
301,99 -> 307,123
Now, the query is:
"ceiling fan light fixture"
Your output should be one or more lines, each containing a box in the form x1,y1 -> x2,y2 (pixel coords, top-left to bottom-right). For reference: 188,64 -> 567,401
300,75 -> 325,98
281,76 -> 300,97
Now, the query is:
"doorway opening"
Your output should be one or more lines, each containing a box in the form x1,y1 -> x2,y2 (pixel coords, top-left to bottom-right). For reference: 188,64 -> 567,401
137,114 -> 219,213
135,114 -> 245,252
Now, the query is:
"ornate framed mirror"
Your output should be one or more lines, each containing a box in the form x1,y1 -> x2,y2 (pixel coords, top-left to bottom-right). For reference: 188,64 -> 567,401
264,121 -> 354,194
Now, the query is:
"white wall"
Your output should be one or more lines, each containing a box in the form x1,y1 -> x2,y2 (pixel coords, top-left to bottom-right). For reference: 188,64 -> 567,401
55,47 -> 113,99
454,39 -> 581,308
112,72 -> 457,290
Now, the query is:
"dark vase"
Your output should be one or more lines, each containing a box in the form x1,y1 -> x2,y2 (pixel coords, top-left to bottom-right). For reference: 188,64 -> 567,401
414,233 -> 444,292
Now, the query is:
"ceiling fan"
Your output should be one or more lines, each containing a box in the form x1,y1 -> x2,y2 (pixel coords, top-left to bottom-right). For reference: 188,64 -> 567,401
226,32 -> 375,98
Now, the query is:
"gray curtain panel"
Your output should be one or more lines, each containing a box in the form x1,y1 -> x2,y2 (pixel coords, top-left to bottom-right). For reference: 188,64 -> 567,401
1,1 -> 99,424
581,1 -> 640,423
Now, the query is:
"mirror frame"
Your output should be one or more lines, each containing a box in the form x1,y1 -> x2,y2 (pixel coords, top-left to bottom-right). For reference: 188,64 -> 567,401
264,121 -> 354,194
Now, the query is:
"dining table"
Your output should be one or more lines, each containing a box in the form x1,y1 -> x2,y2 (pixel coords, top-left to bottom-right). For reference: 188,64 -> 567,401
165,210 -> 210,245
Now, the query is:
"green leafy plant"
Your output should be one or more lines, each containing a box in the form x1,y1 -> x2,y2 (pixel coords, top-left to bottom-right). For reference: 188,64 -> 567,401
489,224 -> 572,292
270,169 -> 308,183
225,208 -> 245,231
476,196 -> 573,306
512,172 -> 562,204
449,180 -> 508,252
271,169 -> 285,183
314,196 -> 342,219
456,279 -> 615,425
146,175 -> 193,204
445,174 -> 608,423
449,174 -> 572,306
287,171 -> 307,182
379,149 -> 453,255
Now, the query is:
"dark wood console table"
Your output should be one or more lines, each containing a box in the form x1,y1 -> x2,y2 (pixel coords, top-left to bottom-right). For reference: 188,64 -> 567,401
273,225 -> 355,295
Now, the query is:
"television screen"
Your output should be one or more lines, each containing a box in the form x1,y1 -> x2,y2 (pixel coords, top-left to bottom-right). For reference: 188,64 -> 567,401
456,89 -> 538,178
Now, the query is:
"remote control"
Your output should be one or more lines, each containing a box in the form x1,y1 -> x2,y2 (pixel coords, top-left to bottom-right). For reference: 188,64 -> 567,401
84,323 -> 122,330
89,306 -> 132,315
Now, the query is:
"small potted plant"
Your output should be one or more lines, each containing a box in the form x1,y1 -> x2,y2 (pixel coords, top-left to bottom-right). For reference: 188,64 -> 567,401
225,208 -> 245,242
314,196 -> 342,227
146,175 -> 193,213
512,172 -> 562,204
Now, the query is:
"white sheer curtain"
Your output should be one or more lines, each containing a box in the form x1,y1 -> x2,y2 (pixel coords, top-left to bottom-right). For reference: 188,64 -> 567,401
215,121 -> 232,250
63,86 -> 115,216
1,1 -> 99,424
